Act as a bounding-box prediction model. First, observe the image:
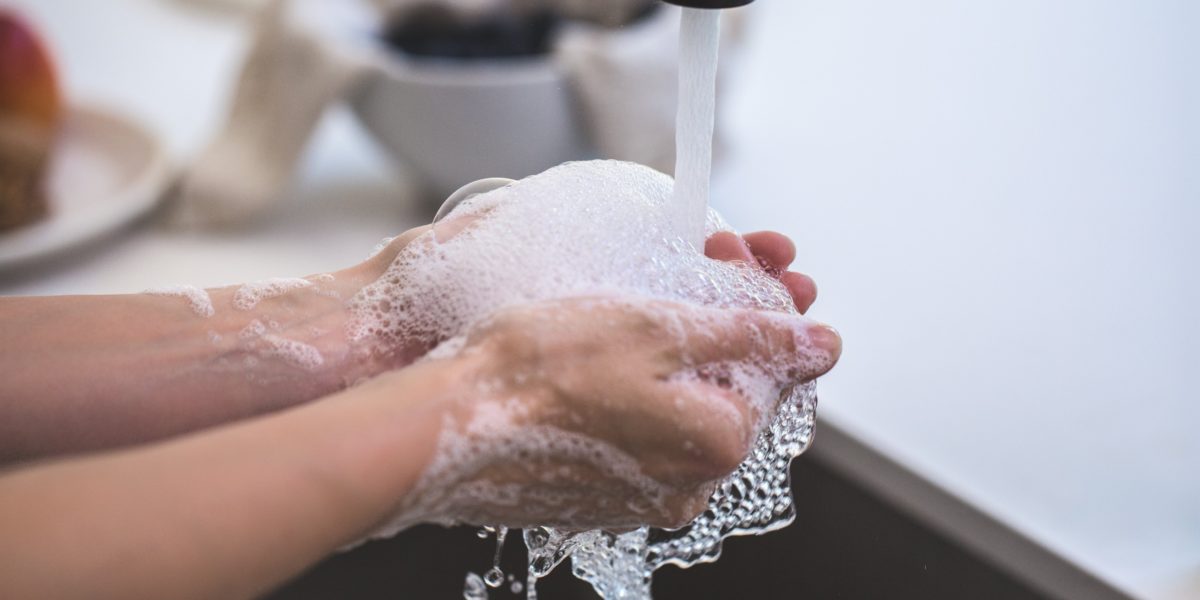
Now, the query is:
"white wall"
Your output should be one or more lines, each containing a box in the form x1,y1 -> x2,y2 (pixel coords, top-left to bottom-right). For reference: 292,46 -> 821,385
713,1 -> 1198,595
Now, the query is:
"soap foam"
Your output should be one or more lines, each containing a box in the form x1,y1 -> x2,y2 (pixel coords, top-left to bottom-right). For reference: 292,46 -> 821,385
348,160 -> 797,356
259,334 -> 324,371
145,285 -> 215,318
238,319 -> 324,372
233,277 -> 314,311
348,159 -> 824,598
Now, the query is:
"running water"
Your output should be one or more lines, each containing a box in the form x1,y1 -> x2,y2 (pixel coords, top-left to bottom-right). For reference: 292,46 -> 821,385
345,7 -> 824,600
671,9 -> 723,251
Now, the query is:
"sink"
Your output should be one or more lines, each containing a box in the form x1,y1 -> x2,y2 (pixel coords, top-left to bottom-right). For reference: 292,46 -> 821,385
265,433 -> 1109,599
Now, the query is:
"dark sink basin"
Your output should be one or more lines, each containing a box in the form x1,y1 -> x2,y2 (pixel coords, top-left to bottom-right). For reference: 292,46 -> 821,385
266,453 -> 1057,599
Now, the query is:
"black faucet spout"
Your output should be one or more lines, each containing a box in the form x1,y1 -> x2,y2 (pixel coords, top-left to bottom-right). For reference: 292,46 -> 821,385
662,0 -> 754,8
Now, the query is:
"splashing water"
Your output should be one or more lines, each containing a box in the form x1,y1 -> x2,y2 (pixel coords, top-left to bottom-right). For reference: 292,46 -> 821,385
515,386 -> 815,599
456,382 -> 816,600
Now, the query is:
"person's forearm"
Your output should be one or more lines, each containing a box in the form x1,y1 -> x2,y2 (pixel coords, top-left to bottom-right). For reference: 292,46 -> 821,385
0,358 -> 459,600
0,270 -> 385,463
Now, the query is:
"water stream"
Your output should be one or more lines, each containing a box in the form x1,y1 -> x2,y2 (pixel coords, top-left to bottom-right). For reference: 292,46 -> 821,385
458,8 -> 821,599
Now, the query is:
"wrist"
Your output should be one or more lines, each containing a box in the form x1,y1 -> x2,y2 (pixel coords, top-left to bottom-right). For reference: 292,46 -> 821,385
303,353 -> 484,538
197,226 -> 438,410
200,277 -> 365,403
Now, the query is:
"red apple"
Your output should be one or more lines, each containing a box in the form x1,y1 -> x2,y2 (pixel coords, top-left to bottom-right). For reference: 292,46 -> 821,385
0,10 -> 60,231
0,10 -> 61,131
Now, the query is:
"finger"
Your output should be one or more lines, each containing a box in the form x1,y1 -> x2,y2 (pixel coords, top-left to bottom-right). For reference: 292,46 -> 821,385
677,306 -> 841,382
704,231 -> 755,264
743,231 -> 796,272
658,380 -> 755,480
780,271 -> 817,314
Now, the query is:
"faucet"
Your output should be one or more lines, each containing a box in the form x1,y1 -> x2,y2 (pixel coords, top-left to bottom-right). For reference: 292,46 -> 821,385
661,0 -> 754,8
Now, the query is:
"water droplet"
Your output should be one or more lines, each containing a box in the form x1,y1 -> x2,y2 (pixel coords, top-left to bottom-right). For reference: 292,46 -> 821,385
483,567 -> 504,588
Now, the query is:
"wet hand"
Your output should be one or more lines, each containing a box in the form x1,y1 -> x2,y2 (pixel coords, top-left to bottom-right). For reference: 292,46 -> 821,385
401,296 -> 841,530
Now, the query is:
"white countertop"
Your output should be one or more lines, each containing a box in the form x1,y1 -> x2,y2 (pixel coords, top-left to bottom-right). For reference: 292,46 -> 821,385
4,1 -> 1197,598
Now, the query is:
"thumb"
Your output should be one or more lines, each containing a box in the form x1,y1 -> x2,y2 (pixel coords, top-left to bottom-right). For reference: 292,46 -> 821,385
680,306 -> 842,384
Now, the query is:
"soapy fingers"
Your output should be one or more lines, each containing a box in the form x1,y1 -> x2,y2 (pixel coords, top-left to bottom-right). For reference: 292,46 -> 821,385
675,304 -> 841,383
705,231 -> 818,313
743,230 -> 797,269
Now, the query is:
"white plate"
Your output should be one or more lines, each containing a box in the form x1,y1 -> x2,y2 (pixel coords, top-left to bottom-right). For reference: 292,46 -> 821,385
0,104 -> 172,271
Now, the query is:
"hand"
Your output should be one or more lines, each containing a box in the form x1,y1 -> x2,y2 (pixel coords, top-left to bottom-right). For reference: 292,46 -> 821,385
396,296 -> 841,531
336,224 -> 824,378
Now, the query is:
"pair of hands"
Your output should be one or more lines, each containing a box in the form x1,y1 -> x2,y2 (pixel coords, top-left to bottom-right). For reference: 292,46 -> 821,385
340,223 -> 841,530
0,220 -> 840,600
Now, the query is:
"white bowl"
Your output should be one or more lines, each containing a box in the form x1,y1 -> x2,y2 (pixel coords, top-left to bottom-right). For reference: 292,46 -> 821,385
350,48 -> 592,199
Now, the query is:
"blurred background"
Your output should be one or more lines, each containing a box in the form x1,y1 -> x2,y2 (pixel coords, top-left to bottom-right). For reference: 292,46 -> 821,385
0,0 -> 1196,598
